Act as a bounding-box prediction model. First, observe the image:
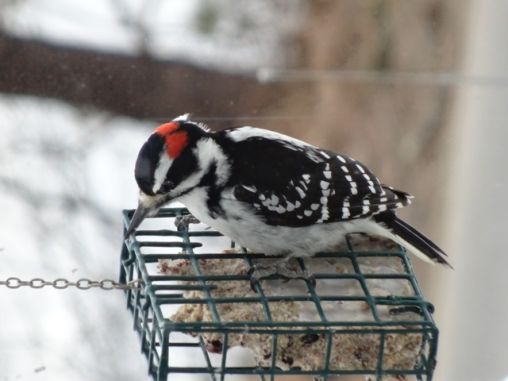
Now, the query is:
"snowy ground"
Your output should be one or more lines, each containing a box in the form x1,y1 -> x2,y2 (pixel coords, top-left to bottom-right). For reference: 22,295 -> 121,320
0,95 -> 154,380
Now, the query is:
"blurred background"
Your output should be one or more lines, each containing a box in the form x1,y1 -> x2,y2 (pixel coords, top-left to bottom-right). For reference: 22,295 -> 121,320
0,0 -> 507,380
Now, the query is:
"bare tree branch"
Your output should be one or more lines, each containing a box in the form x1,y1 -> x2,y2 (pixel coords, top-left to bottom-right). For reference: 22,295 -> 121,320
0,32 -> 288,120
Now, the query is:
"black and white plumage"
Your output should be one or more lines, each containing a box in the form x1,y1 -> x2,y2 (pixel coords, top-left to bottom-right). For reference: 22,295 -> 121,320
126,114 -> 450,267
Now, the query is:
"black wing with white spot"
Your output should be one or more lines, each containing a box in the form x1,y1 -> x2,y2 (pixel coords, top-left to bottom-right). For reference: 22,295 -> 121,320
217,127 -> 412,227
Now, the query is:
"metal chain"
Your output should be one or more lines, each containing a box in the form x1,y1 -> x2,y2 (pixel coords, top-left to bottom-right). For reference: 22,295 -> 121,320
0,276 -> 143,291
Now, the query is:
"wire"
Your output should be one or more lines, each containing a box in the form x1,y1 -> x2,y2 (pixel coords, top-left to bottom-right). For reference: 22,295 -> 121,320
257,68 -> 508,88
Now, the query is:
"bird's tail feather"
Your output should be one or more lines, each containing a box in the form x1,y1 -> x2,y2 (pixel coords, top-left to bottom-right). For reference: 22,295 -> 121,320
376,213 -> 452,268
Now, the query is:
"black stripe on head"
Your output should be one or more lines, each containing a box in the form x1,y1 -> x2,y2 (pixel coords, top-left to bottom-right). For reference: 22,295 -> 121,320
135,134 -> 164,195
180,122 -> 209,140
198,160 -> 225,218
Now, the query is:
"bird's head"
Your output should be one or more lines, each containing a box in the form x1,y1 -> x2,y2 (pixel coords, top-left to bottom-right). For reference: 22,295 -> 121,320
125,114 -> 209,237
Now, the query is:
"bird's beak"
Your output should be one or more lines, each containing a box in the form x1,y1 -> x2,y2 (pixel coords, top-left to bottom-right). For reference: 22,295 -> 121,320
124,202 -> 150,238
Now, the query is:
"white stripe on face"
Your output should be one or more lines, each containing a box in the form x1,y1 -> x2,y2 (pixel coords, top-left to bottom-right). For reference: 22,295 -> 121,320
152,149 -> 173,194
169,138 -> 231,199
195,138 -> 231,186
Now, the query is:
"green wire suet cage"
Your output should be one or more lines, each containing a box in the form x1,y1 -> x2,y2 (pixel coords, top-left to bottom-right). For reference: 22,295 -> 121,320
120,208 -> 438,381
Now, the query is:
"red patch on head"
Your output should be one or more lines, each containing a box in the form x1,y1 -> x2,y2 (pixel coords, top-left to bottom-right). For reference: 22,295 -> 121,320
154,122 -> 189,158
155,122 -> 179,137
166,131 -> 188,158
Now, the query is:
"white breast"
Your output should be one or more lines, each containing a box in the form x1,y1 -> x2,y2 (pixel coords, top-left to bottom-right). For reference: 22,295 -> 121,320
178,188 -> 390,257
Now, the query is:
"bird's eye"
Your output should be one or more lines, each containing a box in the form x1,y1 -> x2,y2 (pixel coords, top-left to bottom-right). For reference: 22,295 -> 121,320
159,180 -> 175,194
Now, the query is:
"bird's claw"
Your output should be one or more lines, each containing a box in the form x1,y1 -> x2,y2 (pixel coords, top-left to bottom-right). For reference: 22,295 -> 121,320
174,214 -> 200,231
305,272 -> 317,289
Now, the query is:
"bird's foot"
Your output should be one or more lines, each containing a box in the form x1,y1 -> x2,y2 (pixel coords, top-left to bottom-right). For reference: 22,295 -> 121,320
248,258 -> 316,291
174,214 -> 200,231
